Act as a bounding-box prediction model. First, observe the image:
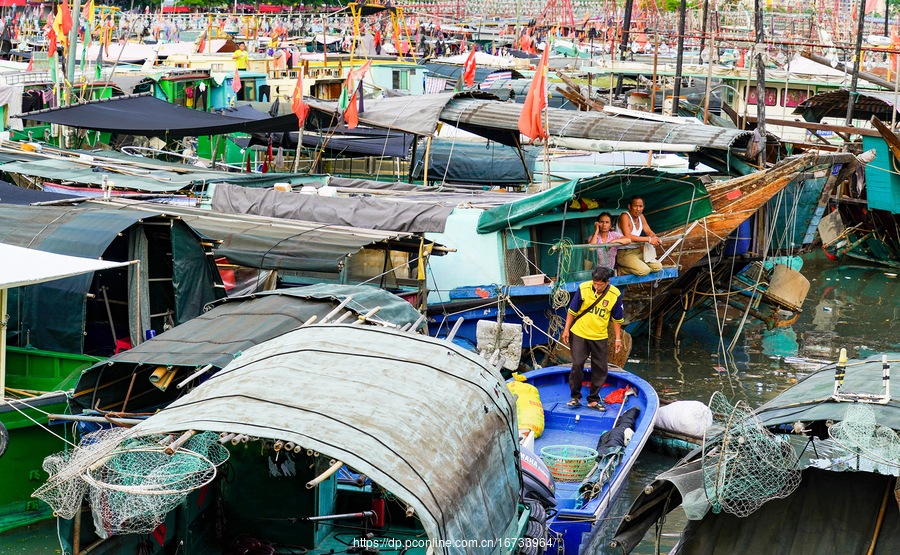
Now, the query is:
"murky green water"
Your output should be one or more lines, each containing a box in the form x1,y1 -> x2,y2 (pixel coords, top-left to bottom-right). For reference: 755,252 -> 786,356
608,252 -> 900,555
3,253 -> 897,554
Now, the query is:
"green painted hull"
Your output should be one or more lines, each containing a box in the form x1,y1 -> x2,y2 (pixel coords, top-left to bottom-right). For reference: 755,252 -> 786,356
0,347 -> 100,533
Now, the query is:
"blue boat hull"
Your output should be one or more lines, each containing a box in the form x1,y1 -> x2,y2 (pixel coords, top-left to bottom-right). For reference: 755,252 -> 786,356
513,365 -> 659,555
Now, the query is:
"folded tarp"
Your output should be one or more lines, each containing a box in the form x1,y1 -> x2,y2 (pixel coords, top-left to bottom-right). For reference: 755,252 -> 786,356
211,182 -> 455,233
15,94 -> 301,138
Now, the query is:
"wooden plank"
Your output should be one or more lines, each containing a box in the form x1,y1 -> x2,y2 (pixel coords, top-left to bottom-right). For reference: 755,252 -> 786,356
745,115 -> 881,137
870,116 -> 900,164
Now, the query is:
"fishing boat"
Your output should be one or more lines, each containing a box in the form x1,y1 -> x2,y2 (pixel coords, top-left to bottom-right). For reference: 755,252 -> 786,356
611,351 -> 900,554
0,244 -> 131,532
42,323 -> 537,555
513,363 -> 658,555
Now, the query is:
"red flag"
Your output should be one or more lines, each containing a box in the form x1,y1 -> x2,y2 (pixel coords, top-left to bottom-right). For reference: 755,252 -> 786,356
463,48 -> 477,87
865,0 -> 878,13
59,1 -> 73,37
231,68 -> 242,93
291,72 -> 309,125
47,28 -> 57,54
26,57 -> 32,71
518,46 -> 549,141
345,90 -> 358,129
347,59 -> 372,82
198,31 -> 206,54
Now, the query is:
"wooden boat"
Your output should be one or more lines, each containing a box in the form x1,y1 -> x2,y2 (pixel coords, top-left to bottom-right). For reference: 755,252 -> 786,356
611,351 -> 900,554
46,323 -> 536,555
513,363 -> 658,555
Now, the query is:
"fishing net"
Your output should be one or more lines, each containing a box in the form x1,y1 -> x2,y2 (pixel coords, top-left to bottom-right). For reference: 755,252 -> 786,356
829,403 -> 900,473
700,392 -> 801,518
35,428 -> 229,537
657,458 -> 711,520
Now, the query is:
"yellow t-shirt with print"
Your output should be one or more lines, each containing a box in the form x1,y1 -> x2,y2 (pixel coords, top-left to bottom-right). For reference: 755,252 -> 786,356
567,281 -> 625,341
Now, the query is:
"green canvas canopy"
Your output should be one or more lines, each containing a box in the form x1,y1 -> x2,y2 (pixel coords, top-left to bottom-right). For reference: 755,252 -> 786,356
476,168 -> 713,234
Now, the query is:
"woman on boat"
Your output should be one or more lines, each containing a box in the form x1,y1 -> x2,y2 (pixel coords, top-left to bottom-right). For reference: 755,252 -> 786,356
616,195 -> 663,277
588,212 -> 630,272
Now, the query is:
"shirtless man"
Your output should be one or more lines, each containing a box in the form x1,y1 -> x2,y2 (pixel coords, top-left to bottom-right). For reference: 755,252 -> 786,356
616,195 -> 663,277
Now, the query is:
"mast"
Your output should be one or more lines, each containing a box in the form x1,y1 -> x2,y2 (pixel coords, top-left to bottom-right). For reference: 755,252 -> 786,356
846,0 -> 866,125
66,0 -> 83,86
754,0 -> 766,167
671,0 -> 686,115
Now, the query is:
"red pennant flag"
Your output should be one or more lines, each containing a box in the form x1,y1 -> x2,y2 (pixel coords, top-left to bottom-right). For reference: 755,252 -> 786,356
60,2 -> 73,37
47,28 -> 57,54
463,48 -> 477,87
345,90 -> 359,129
26,57 -> 32,71
347,59 -> 372,82
518,46 -> 549,141
291,71 -> 309,125
231,68 -> 242,93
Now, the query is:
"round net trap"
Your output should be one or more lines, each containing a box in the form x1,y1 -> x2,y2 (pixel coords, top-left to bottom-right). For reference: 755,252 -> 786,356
35,428 -> 229,537
700,392 -> 801,518
829,403 -> 900,472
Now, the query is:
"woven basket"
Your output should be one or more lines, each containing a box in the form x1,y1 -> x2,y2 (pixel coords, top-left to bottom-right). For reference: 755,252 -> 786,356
540,445 -> 598,482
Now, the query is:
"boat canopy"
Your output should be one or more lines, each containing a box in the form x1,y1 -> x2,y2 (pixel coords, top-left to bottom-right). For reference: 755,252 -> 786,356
793,89 -> 900,123
85,198 -> 446,273
672,467 -> 900,555
0,243 -> 128,290
15,94 -> 300,138
211,182 -> 457,233
410,139 -> 539,185
476,168 -> 713,234
132,324 -> 521,555
70,284 -> 424,412
754,353 -> 900,429
0,205 -> 221,354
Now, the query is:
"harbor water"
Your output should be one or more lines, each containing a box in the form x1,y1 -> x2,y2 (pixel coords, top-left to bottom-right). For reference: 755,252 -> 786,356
2,252 -> 897,554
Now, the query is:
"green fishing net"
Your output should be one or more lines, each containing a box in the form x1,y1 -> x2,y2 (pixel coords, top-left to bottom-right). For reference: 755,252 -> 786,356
700,392 -> 801,518
35,428 -> 228,537
829,403 -> 900,473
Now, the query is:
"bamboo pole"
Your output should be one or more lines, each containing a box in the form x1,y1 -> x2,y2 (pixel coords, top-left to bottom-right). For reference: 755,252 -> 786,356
866,477 -> 894,555
307,459 -> 343,489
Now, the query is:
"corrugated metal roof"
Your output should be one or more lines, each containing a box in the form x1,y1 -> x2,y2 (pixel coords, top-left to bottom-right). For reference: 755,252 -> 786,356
439,98 -> 754,149
133,324 -> 520,555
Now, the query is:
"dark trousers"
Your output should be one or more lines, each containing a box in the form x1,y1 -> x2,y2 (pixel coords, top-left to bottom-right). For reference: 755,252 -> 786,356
568,333 -> 609,404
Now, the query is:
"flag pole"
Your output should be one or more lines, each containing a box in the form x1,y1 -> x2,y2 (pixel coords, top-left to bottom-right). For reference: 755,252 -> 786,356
67,0 -> 82,88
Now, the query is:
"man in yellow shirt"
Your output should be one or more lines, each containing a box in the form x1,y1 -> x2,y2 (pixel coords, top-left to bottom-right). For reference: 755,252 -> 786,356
233,42 -> 248,70
561,266 -> 624,411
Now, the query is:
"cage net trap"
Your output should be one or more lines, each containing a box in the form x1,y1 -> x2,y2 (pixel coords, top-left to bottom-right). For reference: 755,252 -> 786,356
829,403 -> 900,473
698,392 -> 801,518
34,427 -> 229,537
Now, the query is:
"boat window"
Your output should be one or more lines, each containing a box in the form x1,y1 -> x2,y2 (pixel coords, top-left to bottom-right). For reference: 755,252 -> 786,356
210,63 -> 225,71
747,86 -> 777,106
244,79 -> 257,101
392,70 -> 409,90
345,248 -> 414,288
782,89 -> 809,108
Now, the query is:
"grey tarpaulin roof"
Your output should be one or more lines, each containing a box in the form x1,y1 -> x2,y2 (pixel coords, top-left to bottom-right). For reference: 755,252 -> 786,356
85,198 -> 444,272
754,353 -> 900,430
211,182 -> 456,233
306,92 -> 461,136
132,324 -> 521,555
70,285 -> 424,412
